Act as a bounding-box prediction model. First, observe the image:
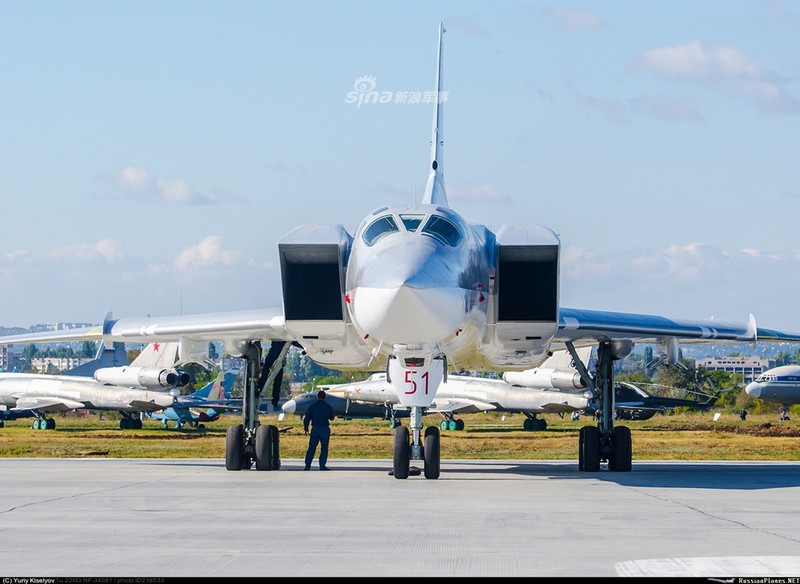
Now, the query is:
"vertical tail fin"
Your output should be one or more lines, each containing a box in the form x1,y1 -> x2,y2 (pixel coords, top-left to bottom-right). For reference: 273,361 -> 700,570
421,22 -> 448,207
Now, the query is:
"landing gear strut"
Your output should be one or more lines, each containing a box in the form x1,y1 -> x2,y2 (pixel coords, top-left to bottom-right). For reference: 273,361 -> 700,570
569,341 -> 632,473
225,341 -> 290,471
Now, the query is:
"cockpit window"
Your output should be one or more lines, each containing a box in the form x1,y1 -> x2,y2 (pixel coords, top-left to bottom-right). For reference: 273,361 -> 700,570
422,215 -> 463,247
399,214 -> 426,232
362,215 -> 399,246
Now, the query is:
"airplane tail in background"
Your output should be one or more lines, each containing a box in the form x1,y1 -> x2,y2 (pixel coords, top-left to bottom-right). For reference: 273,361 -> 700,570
421,22 -> 448,208
62,342 -> 128,377
185,368 -> 239,401
131,342 -> 180,368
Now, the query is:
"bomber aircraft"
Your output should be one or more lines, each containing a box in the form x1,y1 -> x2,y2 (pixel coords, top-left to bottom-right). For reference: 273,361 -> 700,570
3,24 -> 800,478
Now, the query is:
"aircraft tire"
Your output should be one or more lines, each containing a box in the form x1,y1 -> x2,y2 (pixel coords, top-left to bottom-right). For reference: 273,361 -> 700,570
455,419 -> 465,431
537,418 -> 547,431
225,424 -> 245,471
447,419 -> 458,431
423,426 -> 441,479
119,418 -> 129,430
254,425 -> 274,470
269,424 -> 281,470
440,420 -> 448,431
46,418 -> 56,430
133,418 -> 142,430
32,419 -> 39,430
610,426 -> 632,472
523,418 -> 532,431
579,426 -> 601,472
392,425 -> 410,479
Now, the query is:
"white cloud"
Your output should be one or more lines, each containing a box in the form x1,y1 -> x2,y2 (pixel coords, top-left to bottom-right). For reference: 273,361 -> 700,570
448,182 -> 509,202
539,7 -> 605,33
45,238 -> 126,265
114,166 -> 216,205
174,236 -> 239,271
633,40 -> 798,113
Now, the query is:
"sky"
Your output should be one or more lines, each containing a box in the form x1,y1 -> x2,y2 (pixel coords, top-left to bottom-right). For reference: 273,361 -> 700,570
1,1 -> 799,332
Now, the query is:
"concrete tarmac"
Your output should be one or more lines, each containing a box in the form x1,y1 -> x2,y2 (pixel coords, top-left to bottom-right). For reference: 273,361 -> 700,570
2,457 -> 800,578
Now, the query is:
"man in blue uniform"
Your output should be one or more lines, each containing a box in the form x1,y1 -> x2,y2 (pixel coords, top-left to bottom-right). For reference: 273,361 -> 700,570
304,390 -> 335,470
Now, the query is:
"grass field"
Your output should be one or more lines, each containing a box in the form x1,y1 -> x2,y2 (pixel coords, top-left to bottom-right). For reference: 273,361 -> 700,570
3,409 -> 800,461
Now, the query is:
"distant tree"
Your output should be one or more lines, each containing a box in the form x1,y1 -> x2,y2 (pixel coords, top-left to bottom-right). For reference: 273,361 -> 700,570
80,341 -> 97,358
127,348 -> 142,364
22,343 -> 38,363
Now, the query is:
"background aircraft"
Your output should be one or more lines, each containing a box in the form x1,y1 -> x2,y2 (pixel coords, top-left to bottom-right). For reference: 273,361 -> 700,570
3,24 -> 800,478
745,365 -> 800,420
150,368 -> 240,429
0,342 -> 185,430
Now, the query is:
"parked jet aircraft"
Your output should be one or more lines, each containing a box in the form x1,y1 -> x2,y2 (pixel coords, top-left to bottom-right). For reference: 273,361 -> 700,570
2,23 -> 800,478
150,368 -> 240,429
746,365 -> 800,419
284,363 -> 722,429
284,348 -> 595,429
0,342 -> 182,429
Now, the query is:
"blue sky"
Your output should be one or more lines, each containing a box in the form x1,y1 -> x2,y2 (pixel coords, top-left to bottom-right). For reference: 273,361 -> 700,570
1,1 -> 799,332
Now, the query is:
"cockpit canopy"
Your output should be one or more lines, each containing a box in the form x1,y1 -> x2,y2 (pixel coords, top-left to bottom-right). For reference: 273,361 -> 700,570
361,210 -> 463,247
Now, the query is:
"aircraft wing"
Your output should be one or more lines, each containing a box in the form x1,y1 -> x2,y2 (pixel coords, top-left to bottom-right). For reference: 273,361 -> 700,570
14,396 -> 85,412
427,398 -> 497,414
128,400 -> 177,413
0,309 -> 290,350
554,308 -> 764,344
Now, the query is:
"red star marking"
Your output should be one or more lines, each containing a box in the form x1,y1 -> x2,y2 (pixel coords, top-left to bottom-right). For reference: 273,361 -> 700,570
153,343 -> 160,352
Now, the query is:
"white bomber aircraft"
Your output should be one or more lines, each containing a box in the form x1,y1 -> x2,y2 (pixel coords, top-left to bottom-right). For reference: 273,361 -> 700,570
0,342 -> 186,430
3,23 -> 800,477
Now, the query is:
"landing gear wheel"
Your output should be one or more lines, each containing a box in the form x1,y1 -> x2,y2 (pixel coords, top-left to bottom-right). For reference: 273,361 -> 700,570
423,426 -> 441,479
225,424 -> 245,471
46,418 -> 56,430
609,425 -> 632,472
132,418 -> 142,430
119,418 -> 130,430
32,419 -> 40,430
447,419 -> 458,431
440,420 -> 448,431
455,419 -> 465,431
523,418 -> 532,431
389,419 -> 401,429
392,425 -> 410,479
254,425 -> 275,470
579,425 -> 601,472
537,418 -> 547,431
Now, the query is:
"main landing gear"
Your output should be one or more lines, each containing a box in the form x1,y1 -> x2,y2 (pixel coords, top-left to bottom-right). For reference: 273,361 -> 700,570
119,414 -> 143,430
225,341 -> 290,471
568,340 -> 633,473
523,414 -> 547,431
31,416 -> 56,430
439,415 -> 464,431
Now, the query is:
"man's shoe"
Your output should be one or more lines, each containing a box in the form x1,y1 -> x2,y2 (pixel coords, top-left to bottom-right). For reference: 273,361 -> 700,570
320,466 -> 331,471
304,466 -> 310,471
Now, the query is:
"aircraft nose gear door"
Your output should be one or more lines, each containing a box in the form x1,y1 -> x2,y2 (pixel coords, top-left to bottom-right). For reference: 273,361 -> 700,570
388,352 -> 444,479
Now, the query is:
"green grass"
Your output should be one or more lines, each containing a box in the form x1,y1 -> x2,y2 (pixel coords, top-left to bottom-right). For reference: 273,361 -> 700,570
2,410 -> 800,460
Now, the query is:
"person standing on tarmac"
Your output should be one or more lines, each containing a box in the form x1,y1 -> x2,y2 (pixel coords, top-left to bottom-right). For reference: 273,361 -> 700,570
304,390 -> 335,471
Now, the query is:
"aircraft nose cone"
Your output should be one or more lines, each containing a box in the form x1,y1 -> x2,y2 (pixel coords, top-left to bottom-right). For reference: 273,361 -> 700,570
282,399 -> 297,414
745,382 -> 761,399
351,285 -> 465,345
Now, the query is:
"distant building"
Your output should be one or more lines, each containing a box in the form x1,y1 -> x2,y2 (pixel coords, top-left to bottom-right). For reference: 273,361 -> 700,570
31,356 -> 93,374
694,356 -> 774,384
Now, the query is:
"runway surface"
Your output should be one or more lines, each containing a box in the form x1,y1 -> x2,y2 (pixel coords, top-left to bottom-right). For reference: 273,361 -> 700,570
1,457 -> 800,578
